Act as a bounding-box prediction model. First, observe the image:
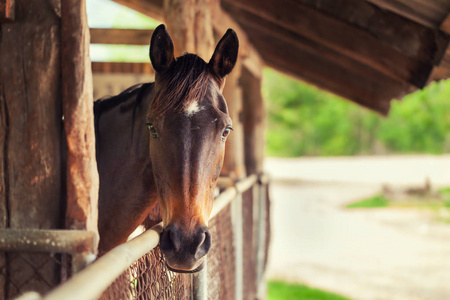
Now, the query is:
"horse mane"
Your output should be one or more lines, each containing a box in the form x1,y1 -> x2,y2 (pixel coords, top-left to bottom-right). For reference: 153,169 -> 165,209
94,83 -> 151,115
94,82 -> 153,139
149,53 -> 212,119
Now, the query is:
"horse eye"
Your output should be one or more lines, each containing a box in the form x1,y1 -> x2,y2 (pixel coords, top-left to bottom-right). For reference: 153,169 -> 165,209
147,124 -> 158,138
222,126 -> 233,141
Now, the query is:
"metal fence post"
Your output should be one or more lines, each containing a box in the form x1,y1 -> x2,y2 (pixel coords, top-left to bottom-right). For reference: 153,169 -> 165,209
231,194 -> 243,300
192,258 -> 208,300
256,181 -> 267,290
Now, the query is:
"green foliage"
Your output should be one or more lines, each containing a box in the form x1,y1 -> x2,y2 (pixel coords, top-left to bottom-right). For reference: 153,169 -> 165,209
267,281 -> 354,300
345,194 -> 389,209
263,68 -> 450,157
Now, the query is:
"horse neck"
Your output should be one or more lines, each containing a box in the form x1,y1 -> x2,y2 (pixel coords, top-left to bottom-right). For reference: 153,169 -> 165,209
96,82 -> 157,211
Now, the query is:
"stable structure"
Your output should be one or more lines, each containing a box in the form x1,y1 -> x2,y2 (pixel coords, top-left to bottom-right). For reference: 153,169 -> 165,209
100,0 -> 450,115
1,0 -> 450,299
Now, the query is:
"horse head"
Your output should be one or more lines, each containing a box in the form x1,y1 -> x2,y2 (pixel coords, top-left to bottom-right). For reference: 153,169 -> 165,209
147,25 -> 238,272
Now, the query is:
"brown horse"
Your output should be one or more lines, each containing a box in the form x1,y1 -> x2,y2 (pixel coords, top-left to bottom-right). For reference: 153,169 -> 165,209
94,24 -> 238,273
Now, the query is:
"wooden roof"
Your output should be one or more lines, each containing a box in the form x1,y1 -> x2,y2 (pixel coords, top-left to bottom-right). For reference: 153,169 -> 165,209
110,0 -> 450,115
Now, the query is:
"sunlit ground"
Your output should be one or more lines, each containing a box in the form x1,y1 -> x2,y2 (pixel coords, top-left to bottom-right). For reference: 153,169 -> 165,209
265,155 -> 450,300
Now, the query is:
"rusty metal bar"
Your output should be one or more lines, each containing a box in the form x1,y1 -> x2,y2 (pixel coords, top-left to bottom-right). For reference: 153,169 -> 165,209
0,229 -> 95,255
231,193 -> 244,300
256,182 -> 267,288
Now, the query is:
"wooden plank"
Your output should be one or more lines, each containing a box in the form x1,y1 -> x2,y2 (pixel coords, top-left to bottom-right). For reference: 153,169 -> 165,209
90,28 -> 153,45
244,26 -> 409,114
225,0 -> 449,64
223,0 -> 435,88
110,0 -> 163,21
294,0 -> 449,65
61,0 -> 99,238
366,0 -> 450,29
223,5 -> 408,89
91,62 -> 155,74
0,0 -> 63,296
0,0 -> 15,22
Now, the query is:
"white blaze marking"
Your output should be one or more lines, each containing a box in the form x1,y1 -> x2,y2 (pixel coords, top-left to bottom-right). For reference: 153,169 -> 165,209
185,101 -> 204,117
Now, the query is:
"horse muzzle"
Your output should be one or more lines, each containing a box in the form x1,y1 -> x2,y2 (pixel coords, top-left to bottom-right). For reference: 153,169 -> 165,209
160,223 -> 211,273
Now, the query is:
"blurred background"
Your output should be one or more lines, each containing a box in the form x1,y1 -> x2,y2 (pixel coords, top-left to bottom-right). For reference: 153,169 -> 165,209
87,1 -> 450,299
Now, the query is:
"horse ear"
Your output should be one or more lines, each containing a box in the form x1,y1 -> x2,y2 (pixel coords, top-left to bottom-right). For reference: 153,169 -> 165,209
150,24 -> 175,73
208,29 -> 239,79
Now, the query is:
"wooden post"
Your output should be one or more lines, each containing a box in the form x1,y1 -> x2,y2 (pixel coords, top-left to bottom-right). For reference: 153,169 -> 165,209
241,67 -> 265,175
163,0 -> 214,59
221,60 -> 246,179
61,0 -> 99,250
0,0 -> 63,297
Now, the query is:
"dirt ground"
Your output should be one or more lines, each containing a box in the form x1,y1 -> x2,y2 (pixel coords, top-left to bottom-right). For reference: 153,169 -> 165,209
265,155 -> 450,300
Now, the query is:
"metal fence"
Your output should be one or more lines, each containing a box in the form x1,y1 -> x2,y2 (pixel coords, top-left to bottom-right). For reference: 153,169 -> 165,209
3,174 -> 270,300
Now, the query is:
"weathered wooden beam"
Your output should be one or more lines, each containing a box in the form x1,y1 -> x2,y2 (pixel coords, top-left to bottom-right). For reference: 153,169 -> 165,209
223,0 -> 437,88
90,28 -> 153,45
366,0 -> 450,29
110,0 -> 163,21
295,0 -> 449,65
244,26 -> 404,115
223,5 -> 407,89
61,0 -> 99,240
91,62 -> 155,74
0,0 -> 15,22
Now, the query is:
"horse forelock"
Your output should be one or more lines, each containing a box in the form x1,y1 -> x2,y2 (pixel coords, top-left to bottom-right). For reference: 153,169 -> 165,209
149,54 -> 214,119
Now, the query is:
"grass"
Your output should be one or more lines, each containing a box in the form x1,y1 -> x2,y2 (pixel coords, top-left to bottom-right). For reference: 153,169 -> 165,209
267,281 -> 354,300
345,194 -> 389,209
345,187 -> 450,224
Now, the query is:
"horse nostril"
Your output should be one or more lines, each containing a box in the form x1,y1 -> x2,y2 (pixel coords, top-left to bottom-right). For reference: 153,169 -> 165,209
194,228 -> 211,260
160,225 -> 181,253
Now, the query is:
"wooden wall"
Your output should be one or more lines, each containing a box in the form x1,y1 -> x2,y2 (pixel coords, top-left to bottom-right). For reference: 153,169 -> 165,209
0,0 -> 63,296
0,0 -> 98,297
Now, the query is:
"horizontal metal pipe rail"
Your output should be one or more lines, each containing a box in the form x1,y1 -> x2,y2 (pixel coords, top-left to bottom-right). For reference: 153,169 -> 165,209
0,229 -> 95,254
0,229 -> 97,272
36,174 -> 261,300
44,224 -> 163,300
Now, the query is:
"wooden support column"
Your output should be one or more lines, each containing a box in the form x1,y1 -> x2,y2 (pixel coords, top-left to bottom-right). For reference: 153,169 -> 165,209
241,67 -> 265,175
221,60 -> 246,179
61,0 -> 99,249
163,0 -> 214,58
0,0 -> 63,297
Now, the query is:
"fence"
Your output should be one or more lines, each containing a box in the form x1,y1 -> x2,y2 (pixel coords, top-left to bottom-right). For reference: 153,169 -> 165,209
3,174 -> 269,300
